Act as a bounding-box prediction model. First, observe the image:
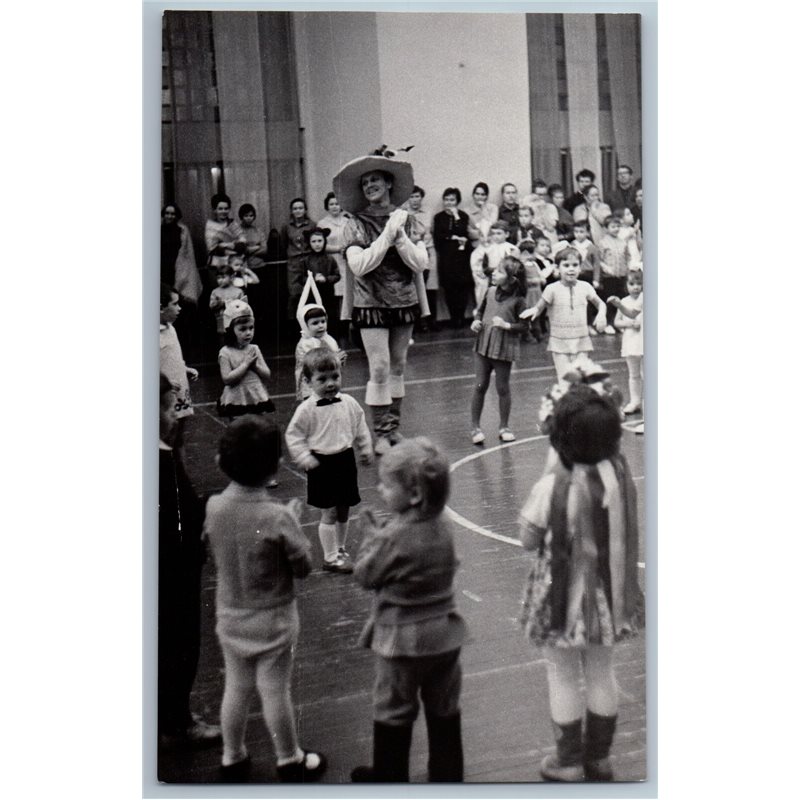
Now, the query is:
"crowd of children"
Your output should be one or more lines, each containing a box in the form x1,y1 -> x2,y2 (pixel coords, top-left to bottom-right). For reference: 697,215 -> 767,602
158,168 -> 645,784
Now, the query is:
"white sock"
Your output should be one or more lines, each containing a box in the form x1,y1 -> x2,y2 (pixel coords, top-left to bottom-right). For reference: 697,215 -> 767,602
336,520 -> 349,551
629,377 -> 643,406
318,523 -> 338,562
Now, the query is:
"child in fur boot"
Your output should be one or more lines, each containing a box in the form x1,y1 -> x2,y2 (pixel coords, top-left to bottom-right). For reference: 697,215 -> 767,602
519,384 -> 644,782
351,438 -> 468,783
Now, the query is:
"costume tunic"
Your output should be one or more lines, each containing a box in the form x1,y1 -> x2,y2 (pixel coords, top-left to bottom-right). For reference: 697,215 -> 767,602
542,280 -> 598,354
519,455 -> 644,647
474,286 -> 528,362
217,344 -> 274,417
341,206 -> 429,325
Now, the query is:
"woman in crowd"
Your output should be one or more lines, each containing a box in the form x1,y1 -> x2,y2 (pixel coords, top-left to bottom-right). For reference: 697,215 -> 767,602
318,192 -> 352,345
572,185 -> 612,244
465,182 -> 498,247
161,203 -> 202,305
282,198 -> 316,320
237,203 -> 268,271
205,193 -> 243,270
433,187 -> 475,328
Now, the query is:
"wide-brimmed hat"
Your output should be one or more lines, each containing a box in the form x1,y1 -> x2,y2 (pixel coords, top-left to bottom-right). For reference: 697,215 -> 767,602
333,152 -> 414,214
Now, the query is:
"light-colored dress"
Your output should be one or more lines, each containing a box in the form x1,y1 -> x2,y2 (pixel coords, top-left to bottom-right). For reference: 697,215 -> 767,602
218,344 -> 272,416
616,294 -> 643,357
159,323 -> 193,418
542,280 -> 598,354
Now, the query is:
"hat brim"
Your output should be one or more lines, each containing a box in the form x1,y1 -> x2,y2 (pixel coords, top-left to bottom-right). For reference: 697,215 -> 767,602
332,155 -> 415,214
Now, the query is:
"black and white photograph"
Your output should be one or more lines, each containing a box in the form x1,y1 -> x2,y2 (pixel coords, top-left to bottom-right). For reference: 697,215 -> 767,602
155,5 -> 648,786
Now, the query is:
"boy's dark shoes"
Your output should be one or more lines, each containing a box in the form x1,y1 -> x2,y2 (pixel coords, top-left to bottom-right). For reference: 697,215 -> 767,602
219,755 -> 251,783
277,749 -> 327,782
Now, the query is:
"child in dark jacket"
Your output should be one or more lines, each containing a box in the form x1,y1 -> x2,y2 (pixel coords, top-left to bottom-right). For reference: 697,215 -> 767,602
351,437 -> 468,783
295,227 -> 340,319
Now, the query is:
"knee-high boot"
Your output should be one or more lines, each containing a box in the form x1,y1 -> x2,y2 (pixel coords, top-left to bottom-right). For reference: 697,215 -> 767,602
584,710 -> 616,781
366,380 -> 392,455
351,721 -> 413,782
425,710 -> 464,782
387,375 -> 404,445
540,718 -> 584,782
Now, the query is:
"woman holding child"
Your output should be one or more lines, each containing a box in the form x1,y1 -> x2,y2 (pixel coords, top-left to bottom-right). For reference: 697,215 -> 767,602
333,149 -> 429,454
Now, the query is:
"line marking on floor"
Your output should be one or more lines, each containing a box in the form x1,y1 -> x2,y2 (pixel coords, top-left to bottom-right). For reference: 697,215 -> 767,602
192,358 -> 627,407
445,435 -> 646,570
461,590 -> 482,603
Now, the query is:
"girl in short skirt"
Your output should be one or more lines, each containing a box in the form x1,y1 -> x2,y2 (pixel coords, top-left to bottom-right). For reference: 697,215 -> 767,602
469,255 -> 528,445
518,385 -> 644,782
285,348 -> 373,573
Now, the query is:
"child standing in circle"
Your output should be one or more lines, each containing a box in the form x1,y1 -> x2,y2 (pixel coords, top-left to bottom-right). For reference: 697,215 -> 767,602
204,416 -> 327,784
519,385 -> 643,782
470,255 -> 528,445
285,349 -> 373,573
294,271 -> 345,402
217,299 -> 275,423
521,248 -> 608,390
160,284 -> 198,455
351,437 -> 467,783
607,269 -> 644,415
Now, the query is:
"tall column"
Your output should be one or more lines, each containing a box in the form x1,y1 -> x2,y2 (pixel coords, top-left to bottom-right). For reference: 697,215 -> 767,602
563,14 -> 601,186
605,14 -> 642,178
526,14 -> 562,187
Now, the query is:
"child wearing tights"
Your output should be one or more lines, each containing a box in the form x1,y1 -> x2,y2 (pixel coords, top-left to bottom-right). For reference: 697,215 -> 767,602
470,255 -> 528,444
519,385 -> 643,782
204,416 -> 327,783
608,269 -> 643,415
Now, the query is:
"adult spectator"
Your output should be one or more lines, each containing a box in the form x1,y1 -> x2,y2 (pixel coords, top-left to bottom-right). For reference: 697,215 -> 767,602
605,164 -> 637,215
318,191 -> 353,344
572,184 -> 612,244
547,184 -> 575,228
204,193 -> 243,270
632,185 -> 643,231
161,203 -> 202,305
433,187 -> 474,330
563,169 -> 596,215
334,150 -> 430,453
236,203 -> 268,270
281,198 -> 316,320
465,182 -> 498,247
497,183 -> 521,241
522,178 -> 550,208
402,186 -> 440,331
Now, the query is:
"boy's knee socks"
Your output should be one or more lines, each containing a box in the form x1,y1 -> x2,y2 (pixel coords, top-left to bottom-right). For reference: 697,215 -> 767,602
318,523 -> 338,562
336,520 -> 349,551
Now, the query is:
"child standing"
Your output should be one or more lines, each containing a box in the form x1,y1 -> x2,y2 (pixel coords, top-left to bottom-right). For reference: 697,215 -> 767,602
521,248 -> 607,390
518,384 -> 643,782
209,265 -> 247,347
518,241 -> 545,342
217,300 -> 274,419
295,227 -> 340,319
204,416 -> 327,783
160,284 -> 198,453
294,273 -> 345,402
570,220 -> 601,287
607,269 -> 644,415
285,349 -> 373,573
470,256 -> 528,445
351,437 -> 467,783
470,220 -> 519,308
597,216 -> 632,333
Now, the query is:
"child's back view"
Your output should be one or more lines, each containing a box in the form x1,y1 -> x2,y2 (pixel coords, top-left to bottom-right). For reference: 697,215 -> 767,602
204,416 -> 327,783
